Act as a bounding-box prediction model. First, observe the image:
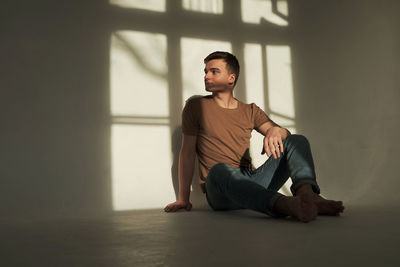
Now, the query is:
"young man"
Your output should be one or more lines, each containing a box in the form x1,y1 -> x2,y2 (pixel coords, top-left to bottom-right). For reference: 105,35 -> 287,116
164,51 -> 344,222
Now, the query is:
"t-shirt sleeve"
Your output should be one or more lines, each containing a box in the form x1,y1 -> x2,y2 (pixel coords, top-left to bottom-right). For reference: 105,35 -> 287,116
181,99 -> 199,136
252,103 -> 271,131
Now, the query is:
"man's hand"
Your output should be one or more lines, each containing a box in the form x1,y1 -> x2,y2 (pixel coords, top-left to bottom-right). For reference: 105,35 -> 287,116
261,126 -> 284,159
164,200 -> 192,212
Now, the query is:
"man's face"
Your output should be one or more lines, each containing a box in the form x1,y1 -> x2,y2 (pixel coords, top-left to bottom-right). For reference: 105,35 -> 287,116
204,59 -> 235,92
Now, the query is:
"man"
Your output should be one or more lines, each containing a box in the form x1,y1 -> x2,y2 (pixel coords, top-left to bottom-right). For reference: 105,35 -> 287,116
164,51 -> 344,222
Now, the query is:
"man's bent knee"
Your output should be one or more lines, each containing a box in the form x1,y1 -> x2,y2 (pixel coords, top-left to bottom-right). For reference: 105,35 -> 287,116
207,163 -> 229,184
209,163 -> 230,176
285,134 -> 310,146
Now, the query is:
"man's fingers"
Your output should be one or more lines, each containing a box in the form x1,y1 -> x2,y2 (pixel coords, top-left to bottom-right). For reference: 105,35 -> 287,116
262,144 -> 270,157
172,206 -> 180,212
164,204 -> 172,212
164,203 -> 180,212
165,205 -> 175,212
273,139 -> 281,158
269,139 -> 277,159
279,139 -> 284,153
263,136 -> 284,159
165,202 -> 192,213
170,205 -> 179,212
270,146 -> 277,159
164,205 -> 171,212
264,146 -> 270,157
265,145 -> 272,157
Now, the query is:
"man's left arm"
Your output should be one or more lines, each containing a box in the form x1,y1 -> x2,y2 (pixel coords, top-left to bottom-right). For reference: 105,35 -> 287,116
257,121 -> 291,159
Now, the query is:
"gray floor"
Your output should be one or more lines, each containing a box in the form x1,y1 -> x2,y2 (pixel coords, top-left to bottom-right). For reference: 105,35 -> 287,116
2,204 -> 400,267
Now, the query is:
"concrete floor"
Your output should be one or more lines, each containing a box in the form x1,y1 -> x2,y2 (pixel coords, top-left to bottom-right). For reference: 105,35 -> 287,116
2,204 -> 400,267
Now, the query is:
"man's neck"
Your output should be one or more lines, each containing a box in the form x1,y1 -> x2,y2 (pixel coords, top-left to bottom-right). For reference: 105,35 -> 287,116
212,91 -> 238,109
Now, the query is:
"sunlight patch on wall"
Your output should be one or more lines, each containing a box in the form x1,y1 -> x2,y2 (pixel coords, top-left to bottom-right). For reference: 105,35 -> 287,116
244,43 -> 295,195
110,31 -> 168,116
265,45 -> 295,195
181,38 -> 231,105
244,43 -> 267,169
241,0 -> 288,26
110,0 -> 166,12
244,44 -> 265,110
266,45 -> 295,133
111,125 -> 175,210
182,0 -> 223,14
110,30 -> 175,211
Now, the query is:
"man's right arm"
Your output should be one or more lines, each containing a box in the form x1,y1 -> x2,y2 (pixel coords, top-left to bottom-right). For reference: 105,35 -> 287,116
164,134 -> 197,212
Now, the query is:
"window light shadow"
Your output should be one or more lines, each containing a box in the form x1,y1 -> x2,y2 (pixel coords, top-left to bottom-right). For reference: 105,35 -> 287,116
110,0 -> 166,12
109,0 -> 295,210
110,30 -> 174,211
183,0 -> 223,14
110,31 -> 168,117
241,0 -> 288,26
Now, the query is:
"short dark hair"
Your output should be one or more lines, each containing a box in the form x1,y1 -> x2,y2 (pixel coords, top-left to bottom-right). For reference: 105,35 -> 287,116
204,51 -> 240,86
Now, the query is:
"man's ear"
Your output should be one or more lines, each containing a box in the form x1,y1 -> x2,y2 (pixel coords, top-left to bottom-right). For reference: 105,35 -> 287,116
228,73 -> 236,85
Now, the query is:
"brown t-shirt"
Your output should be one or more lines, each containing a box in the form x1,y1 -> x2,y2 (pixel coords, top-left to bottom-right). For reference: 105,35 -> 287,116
182,95 -> 271,192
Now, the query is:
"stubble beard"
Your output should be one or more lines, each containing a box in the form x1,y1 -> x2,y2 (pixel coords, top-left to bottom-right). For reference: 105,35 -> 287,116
205,83 -> 228,93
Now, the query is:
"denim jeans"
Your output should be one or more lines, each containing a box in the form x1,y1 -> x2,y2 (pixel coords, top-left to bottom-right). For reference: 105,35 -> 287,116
205,134 -> 321,217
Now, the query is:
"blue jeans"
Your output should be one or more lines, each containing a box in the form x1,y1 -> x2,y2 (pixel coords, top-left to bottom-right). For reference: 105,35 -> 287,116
205,134 -> 321,217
